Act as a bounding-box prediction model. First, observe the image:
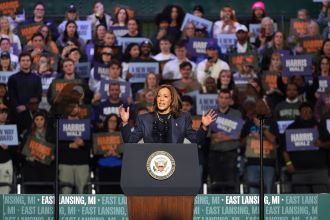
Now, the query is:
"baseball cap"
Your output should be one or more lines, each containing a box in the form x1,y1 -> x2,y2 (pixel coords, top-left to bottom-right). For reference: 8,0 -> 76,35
236,25 -> 248,33
140,40 -> 153,48
206,41 -> 218,50
0,51 -> 10,59
67,4 -> 77,13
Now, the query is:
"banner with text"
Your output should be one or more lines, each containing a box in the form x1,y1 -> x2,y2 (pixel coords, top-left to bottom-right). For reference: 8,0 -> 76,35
18,22 -> 43,44
93,132 -> 123,156
0,71 -> 16,84
76,62 -> 91,79
301,36 -> 324,54
116,37 -> 149,52
210,112 -> 244,139
245,136 -> 276,159
76,20 -> 92,41
21,136 -> 54,165
0,124 -> 18,145
290,19 -> 308,37
128,62 -> 159,83
110,26 -> 128,37
187,38 -> 213,57
282,54 -> 312,76
196,94 -> 217,116
59,119 -> 91,141
0,0 -> 19,15
215,34 -> 237,54
181,13 -> 213,34
285,128 -> 319,152
228,53 -> 259,72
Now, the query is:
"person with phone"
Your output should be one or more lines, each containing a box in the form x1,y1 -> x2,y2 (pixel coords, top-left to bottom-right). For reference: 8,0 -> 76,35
196,41 -> 230,93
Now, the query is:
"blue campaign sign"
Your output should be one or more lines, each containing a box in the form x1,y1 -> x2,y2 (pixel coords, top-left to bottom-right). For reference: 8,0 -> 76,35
85,43 -> 94,62
210,112 -> 244,139
76,62 -> 91,78
0,125 -> 18,146
196,94 -> 217,116
181,13 -> 213,34
59,119 -> 91,141
128,62 -> 159,83
99,80 -> 131,100
282,54 -> 313,76
76,20 -> 92,41
187,38 -> 214,57
285,128 -> 319,152
0,71 -> 16,84
116,37 -> 149,52
277,120 -> 294,134
215,34 -> 237,54
93,63 -> 109,80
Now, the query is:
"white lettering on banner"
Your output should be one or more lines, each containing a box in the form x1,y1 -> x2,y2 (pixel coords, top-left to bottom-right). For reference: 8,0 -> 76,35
285,59 -> 307,72
103,107 -> 119,116
96,67 -> 108,79
216,117 -> 238,132
193,41 -> 207,53
63,124 -> 85,136
290,133 -> 313,146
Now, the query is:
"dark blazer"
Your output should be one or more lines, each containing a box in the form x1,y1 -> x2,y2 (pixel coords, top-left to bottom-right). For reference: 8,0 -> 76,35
121,112 -> 207,144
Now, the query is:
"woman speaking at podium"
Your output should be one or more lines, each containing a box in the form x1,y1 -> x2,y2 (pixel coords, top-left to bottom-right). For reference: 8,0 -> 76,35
119,84 -> 216,143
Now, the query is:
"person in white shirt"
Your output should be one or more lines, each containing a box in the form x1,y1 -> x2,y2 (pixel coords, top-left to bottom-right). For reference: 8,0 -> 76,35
152,37 -> 176,61
213,5 -> 241,37
0,38 -> 19,71
196,41 -> 230,92
162,41 -> 196,80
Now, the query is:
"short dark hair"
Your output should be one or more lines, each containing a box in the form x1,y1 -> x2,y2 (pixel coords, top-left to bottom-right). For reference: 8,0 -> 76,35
299,102 -> 313,112
181,95 -> 193,105
0,38 -> 10,44
174,40 -> 186,49
61,58 -> 75,67
109,59 -> 121,68
31,32 -> 45,41
219,88 -> 231,95
19,52 -> 32,62
179,61 -> 192,70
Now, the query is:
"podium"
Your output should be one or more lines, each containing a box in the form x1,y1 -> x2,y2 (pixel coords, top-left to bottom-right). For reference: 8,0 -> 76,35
120,143 -> 201,220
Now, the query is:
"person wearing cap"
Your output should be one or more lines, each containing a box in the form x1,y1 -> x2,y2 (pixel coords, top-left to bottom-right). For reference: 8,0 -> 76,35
0,103 -> 15,194
58,4 -> 81,35
122,18 -> 141,38
8,52 -> 42,114
196,40 -> 230,92
192,5 -> 204,18
227,25 -> 257,56
162,41 -> 196,81
0,38 -> 19,71
137,40 -> 156,62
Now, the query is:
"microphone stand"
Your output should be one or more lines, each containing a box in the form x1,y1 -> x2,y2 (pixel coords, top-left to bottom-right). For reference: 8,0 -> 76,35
258,115 -> 265,220
54,117 -> 60,220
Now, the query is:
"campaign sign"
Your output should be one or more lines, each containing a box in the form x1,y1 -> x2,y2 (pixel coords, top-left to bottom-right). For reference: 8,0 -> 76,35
215,34 -> 237,54
110,26 -> 128,37
301,36 -> 324,54
196,94 -> 217,116
249,23 -> 261,43
128,62 -> 159,83
40,74 -> 57,94
99,80 -> 131,100
50,79 -> 82,101
282,54 -> 312,76
22,136 -> 54,165
285,128 -> 319,152
277,120 -> 294,134
76,20 -> 92,41
76,62 -> 91,79
59,119 -> 91,141
245,136 -> 276,159
275,49 -> 290,57
18,22 -> 43,44
290,19 -> 308,37
85,43 -> 94,62
262,71 -> 279,91
317,76 -> 330,93
228,53 -> 259,72
180,13 -> 213,34
0,125 -> 18,145
187,38 -> 213,57
210,112 -> 244,139
93,132 -> 122,156
0,71 -> 16,84
93,63 -> 109,80
116,37 -> 149,52
0,0 -> 20,15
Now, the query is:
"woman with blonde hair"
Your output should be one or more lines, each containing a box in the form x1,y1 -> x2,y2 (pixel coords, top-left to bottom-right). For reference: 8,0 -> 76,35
0,16 -> 21,53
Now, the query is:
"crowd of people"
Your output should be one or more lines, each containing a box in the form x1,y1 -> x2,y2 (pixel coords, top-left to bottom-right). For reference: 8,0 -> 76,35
0,0 -> 329,195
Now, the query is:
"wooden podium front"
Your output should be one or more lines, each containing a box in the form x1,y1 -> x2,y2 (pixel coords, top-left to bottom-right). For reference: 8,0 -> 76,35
121,144 -> 201,220
127,196 -> 194,220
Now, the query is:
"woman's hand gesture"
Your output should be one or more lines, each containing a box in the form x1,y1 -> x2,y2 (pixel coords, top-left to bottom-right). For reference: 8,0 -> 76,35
201,109 -> 217,130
